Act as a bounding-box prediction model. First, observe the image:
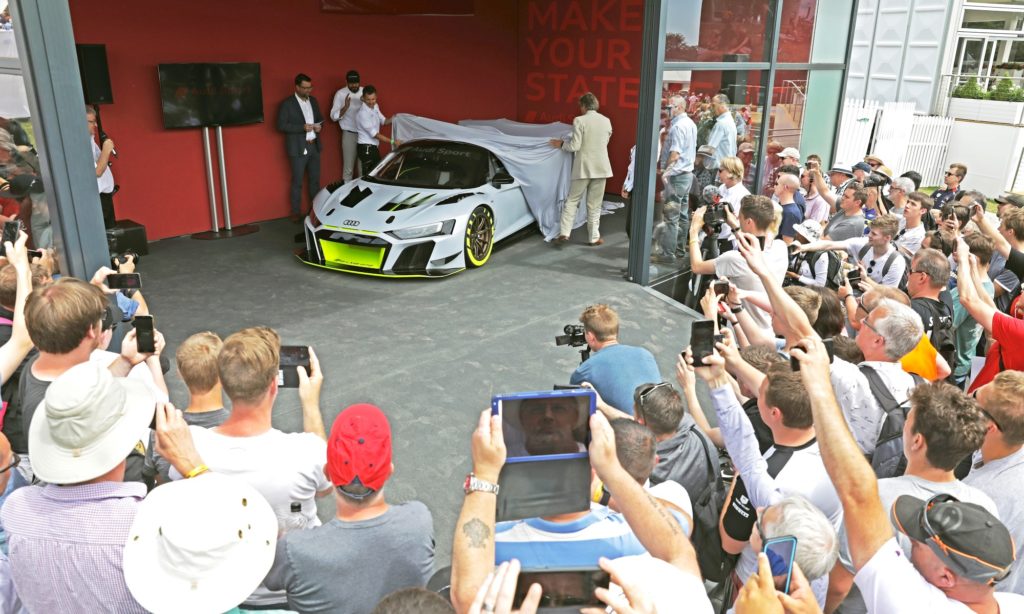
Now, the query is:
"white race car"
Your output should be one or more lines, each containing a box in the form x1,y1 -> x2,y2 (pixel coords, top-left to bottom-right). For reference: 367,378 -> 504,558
299,139 -> 535,277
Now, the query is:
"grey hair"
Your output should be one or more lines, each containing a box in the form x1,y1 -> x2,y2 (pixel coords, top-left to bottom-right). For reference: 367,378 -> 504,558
762,496 -> 839,581
891,177 -> 915,195
712,93 -> 731,106
873,298 -> 924,360
579,92 -> 599,111
911,247 -> 951,289
669,94 -> 686,110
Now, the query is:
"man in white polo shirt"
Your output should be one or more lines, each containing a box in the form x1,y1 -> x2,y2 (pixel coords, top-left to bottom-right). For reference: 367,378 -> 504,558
355,85 -> 398,175
798,215 -> 905,287
329,69 -> 363,182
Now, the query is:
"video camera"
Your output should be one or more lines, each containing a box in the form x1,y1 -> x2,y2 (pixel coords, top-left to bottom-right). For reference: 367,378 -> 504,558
701,185 -> 727,234
863,172 -> 890,189
555,324 -> 591,363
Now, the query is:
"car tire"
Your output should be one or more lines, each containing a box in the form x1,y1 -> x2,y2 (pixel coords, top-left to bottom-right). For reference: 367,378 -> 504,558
465,206 -> 495,268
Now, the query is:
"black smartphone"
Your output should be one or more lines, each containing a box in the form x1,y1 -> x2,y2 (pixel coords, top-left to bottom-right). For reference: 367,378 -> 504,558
0,220 -> 18,257
278,345 -> 311,388
791,337 -> 834,371
764,536 -> 798,593
713,280 -> 730,297
514,568 -> 611,609
26,249 -> 42,260
107,273 -> 142,290
690,319 -> 717,367
846,269 -> 862,287
553,384 -> 583,390
133,315 -> 155,354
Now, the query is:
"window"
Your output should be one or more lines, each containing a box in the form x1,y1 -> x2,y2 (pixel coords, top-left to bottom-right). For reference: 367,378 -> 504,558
665,0 -> 775,63
962,8 -> 1024,32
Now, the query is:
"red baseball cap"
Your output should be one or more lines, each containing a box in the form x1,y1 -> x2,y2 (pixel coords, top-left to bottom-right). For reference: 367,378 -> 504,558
326,404 -> 392,494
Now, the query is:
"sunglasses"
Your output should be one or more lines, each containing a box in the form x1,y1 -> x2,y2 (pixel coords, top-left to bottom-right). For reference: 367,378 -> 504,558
638,382 -> 671,407
978,407 -> 1003,432
0,452 -> 20,475
867,258 -> 877,275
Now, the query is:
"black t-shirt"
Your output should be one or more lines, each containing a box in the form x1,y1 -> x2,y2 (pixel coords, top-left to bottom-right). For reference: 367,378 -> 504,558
1007,247 -> 1024,280
13,355 -> 51,455
911,294 -> 954,337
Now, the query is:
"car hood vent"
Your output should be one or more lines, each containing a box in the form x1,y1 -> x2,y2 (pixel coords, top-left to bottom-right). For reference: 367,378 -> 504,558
340,186 -> 373,207
436,192 -> 478,205
379,192 -> 435,212
325,180 -> 345,194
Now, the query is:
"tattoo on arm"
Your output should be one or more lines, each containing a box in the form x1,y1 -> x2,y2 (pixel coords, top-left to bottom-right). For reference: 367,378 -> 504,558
646,492 -> 682,536
462,518 -> 492,549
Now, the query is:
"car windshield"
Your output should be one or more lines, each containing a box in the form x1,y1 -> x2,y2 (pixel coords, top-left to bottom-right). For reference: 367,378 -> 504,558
368,142 -> 490,189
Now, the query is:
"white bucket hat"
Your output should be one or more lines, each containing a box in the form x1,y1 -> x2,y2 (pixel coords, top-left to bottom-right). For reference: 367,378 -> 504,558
794,220 -> 822,242
29,361 -> 155,484
123,473 -> 278,614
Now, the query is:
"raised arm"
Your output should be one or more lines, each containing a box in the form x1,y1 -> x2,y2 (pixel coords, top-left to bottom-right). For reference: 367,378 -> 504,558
810,169 -> 837,209
956,239 -> 997,334
971,204 -> 1010,258
796,239 -> 848,254
676,354 -> 724,449
736,232 -> 816,342
790,338 -> 891,571
0,232 -> 34,385
297,347 -> 327,441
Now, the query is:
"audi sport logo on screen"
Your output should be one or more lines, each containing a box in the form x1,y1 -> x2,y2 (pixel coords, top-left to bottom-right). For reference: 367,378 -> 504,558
342,220 -> 360,226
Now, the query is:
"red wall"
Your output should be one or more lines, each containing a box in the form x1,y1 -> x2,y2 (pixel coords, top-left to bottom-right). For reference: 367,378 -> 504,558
68,0 -> 642,240
516,0 -> 643,193
68,0 -> 519,240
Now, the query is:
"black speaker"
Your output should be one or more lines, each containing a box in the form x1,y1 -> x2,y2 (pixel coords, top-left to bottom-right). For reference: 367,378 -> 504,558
76,44 -> 114,105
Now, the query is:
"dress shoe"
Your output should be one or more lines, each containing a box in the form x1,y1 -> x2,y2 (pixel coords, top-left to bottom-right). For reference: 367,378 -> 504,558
555,235 -> 570,243
588,238 -> 604,246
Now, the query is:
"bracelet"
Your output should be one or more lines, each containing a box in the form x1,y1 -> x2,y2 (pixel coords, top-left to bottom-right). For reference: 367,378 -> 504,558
185,464 -> 209,479
731,306 -> 742,314
690,238 -> 699,245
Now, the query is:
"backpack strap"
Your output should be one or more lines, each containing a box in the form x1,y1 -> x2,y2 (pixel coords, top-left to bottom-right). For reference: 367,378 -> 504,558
881,251 -> 899,278
858,244 -> 871,261
858,365 -> 923,413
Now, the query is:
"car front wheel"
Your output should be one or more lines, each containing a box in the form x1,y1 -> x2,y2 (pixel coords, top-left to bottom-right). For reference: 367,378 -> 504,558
465,206 -> 494,268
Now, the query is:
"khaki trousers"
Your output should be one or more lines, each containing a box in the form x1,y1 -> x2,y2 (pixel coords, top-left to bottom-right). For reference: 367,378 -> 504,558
559,177 -> 607,242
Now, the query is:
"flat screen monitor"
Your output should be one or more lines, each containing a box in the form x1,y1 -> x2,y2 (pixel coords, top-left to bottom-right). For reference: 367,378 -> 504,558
157,62 -> 263,129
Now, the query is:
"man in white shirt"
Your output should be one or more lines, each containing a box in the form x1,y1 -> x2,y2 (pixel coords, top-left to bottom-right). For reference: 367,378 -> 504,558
886,176 -> 913,218
798,215 -> 906,287
965,371 -> 1024,595
716,156 -> 750,245
168,327 -> 331,609
790,338 -> 1021,614
329,70 -> 363,182
355,85 -> 397,175
689,195 -> 788,334
705,94 -> 737,167
86,105 -> 116,228
658,95 -> 697,261
276,73 -> 323,222
801,166 -> 830,225
895,189 -> 928,257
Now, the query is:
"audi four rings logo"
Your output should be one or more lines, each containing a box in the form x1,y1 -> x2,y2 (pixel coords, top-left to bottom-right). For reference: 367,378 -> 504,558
342,220 -> 360,226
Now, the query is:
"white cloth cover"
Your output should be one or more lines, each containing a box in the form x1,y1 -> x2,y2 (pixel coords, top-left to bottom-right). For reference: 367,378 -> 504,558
392,114 -> 589,240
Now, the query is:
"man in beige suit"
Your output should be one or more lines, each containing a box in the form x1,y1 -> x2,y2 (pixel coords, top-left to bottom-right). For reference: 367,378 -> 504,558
550,92 -> 613,246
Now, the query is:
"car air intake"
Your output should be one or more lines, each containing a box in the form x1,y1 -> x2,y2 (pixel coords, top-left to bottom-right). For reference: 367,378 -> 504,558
340,186 -> 373,207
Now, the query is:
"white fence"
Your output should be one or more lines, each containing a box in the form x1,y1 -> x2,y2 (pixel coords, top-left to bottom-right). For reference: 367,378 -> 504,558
836,99 -> 953,188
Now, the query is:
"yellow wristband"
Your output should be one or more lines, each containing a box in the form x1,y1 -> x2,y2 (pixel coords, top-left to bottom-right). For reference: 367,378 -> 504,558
185,464 -> 209,479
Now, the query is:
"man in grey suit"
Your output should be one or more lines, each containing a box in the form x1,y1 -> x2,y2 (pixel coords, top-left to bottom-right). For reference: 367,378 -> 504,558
277,73 -> 323,222
550,92 -> 613,246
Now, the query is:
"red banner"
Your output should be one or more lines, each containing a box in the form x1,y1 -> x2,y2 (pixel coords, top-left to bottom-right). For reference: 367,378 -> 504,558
321,0 -> 473,15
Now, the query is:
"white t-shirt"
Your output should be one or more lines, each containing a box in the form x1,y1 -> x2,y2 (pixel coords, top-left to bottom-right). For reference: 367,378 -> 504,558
91,138 -> 114,194
89,349 -> 168,403
647,480 -> 693,535
717,182 -> 751,241
855,538 -> 1024,614
829,358 -> 918,455
169,426 -> 330,607
714,238 -> 789,332
843,237 -> 906,286
330,86 -> 364,132
356,103 -> 386,146
608,555 -> 713,614
895,219 -> 926,256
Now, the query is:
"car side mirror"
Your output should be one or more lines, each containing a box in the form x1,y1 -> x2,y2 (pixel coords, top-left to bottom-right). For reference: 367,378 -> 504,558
491,172 -> 514,188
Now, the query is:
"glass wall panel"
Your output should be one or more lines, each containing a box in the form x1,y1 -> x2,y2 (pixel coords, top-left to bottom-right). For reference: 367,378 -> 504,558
809,0 -> 852,63
799,70 -> 843,169
962,8 -> 1024,31
778,0 -> 816,63
665,0 -> 775,62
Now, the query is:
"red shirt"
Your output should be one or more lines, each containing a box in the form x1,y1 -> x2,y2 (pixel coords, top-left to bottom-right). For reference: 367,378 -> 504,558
969,312 -> 1024,393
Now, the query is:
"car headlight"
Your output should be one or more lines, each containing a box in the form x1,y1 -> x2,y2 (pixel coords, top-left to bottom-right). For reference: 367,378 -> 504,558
388,220 -> 455,240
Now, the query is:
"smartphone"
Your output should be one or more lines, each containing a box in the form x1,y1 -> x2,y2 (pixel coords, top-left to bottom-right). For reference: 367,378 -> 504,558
713,280 -> 730,297
790,337 -> 834,371
763,536 -> 798,594
491,389 -> 596,459
846,269 -> 862,287
552,384 -> 583,390
278,345 -> 311,388
132,315 -> 155,354
757,236 -> 766,249
690,319 -> 717,367
26,249 -> 42,260
0,220 -> 18,257
514,568 -> 611,609
107,273 -> 142,290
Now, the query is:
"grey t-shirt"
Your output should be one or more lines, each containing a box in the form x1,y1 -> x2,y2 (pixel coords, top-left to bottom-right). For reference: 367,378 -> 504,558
264,501 -> 435,614
835,475 -> 999,614
823,211 -> 866,242
965,447 -> 1024,594
649,414 -> 715,504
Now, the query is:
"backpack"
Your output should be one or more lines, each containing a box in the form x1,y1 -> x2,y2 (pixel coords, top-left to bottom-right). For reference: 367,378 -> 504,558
917,298 -> 956,370
858,244 -> 908,290
685,426 -> 737,585
806,251 -> 845,291
859,365 -> 924,478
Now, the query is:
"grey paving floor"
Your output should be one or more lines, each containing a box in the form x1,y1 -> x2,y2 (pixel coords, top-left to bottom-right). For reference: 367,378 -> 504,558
141,210 -> 701,566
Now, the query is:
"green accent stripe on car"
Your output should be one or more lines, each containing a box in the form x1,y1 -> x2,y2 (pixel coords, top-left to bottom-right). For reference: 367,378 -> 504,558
319,241 -> 386,269
323,225 -> 379,234
295,254 -> 464,278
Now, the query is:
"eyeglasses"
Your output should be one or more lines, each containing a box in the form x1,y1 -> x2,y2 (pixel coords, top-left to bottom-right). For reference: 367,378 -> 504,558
638,382 -> 671,407
860,316 -> 884,338
856,297 -> 873,315
978,407 -> 1003,431
910,269 -> 929,278
868,162 -> 880,168
945,172 -> 957,177
0,452 -> 20,475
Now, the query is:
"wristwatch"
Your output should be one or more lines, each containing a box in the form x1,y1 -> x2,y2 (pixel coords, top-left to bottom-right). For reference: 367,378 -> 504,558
464,473 -> 499,496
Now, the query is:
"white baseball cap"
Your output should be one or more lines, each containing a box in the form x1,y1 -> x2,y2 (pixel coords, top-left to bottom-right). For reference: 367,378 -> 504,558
123,473 -> 278,614
794,220 -> 822,242
780,147 -> 801,160
29,362 -> 155,484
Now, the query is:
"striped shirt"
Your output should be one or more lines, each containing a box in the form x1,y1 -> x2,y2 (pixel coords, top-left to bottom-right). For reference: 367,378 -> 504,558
2,482 -> 146,613
494,503 -> 688,568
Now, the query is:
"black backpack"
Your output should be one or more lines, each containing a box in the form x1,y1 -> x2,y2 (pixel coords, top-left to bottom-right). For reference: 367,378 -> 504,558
806,251 -> 845,291
685,426 -> 737,584
860,365 -> 924,478
918,298 -> 956,370
858,244 -> 908,290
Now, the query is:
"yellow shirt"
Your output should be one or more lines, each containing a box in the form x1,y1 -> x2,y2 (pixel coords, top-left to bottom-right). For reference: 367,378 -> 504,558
900,334 -> 939,381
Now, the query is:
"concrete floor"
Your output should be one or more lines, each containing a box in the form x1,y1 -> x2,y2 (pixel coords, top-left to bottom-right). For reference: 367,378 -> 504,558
142,210 -> 701,566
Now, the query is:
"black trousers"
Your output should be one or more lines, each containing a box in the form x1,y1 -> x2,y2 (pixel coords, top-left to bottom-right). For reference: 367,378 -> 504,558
100,191 -> 116,229
288,147 -> 321,215
357,144 -> 381,175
